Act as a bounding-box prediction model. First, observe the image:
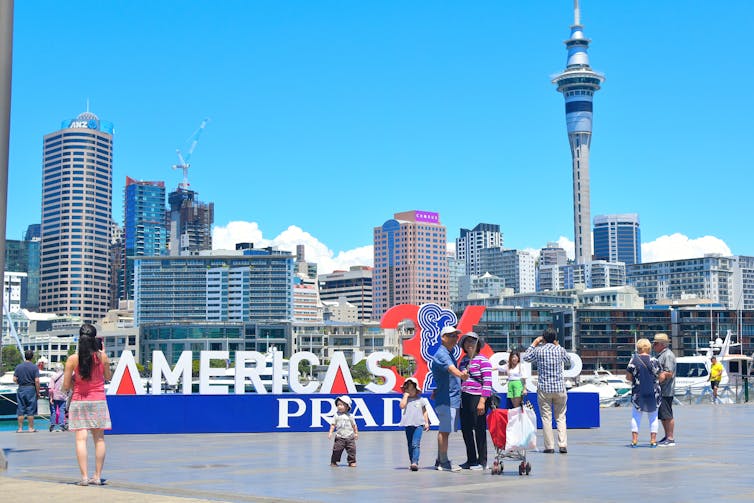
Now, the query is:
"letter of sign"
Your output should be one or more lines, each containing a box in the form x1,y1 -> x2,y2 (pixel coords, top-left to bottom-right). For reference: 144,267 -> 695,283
350,398 -> 377,427
107,350 -> 146,395
364,351 -> 397,393
288,352 -> 320,394
310,398 -> 336,428
380,303 -> 488,392
234,351 -> 270,394
382,397 -> 403,427
564,352 -> 583,378
152,350 -> 192,394
277,398 -> 306,428
199,351 -> 230,395
270,349 -> 285,394
319,351 -> 357,394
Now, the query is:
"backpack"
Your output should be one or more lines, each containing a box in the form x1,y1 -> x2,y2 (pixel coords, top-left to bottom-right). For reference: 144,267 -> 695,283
50,372 -> 67,401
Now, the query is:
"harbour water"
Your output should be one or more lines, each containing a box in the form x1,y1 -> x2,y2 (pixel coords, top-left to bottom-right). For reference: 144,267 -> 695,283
1,403 -> 753,502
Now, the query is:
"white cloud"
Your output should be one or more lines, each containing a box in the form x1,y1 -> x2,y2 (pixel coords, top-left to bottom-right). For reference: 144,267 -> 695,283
641,234 -> 731,263
556,236 -> 575,260
212,221 -> 373,275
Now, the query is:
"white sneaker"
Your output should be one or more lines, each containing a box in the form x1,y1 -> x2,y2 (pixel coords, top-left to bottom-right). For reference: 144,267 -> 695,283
437,462 -> 462,472
469,464 -> 485,471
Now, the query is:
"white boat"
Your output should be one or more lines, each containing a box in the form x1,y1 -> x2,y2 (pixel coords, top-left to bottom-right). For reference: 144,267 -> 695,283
569,379 -> 622,407
1,383 -> 51,420
591,367 -> 631,396
674,330 -> 753,398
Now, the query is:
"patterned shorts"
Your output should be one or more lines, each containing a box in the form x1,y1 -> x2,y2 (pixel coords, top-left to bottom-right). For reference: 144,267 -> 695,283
68,400 -> 112,430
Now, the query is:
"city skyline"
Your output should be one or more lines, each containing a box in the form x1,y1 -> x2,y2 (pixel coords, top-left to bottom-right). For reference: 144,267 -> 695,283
7,2 -> 751,274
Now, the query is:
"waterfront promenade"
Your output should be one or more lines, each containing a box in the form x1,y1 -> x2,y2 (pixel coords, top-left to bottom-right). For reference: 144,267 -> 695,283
1,403 -> 753,502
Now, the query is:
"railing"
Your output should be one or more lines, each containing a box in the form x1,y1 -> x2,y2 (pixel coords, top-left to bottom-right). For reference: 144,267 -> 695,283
677,379 -> 752,404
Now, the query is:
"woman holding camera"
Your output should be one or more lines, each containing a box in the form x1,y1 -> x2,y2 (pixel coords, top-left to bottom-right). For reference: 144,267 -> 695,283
63,323 -> 112,486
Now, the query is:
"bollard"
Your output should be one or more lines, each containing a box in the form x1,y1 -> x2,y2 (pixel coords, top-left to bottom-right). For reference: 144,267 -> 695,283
744,377 -> 749,403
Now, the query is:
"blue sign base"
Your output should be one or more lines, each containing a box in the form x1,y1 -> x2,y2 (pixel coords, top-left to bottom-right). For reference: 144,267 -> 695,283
106,392 -> 599,434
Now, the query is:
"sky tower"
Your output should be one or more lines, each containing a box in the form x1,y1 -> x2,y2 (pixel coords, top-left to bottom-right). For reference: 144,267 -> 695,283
552,0 -> 604,264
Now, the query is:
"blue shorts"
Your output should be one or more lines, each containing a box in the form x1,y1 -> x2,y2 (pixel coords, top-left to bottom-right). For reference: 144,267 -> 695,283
435,405 -> 458,433
16,386 -> 38,417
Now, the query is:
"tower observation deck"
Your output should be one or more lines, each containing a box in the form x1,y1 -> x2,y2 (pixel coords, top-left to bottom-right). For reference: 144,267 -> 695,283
552,0 -> 605,265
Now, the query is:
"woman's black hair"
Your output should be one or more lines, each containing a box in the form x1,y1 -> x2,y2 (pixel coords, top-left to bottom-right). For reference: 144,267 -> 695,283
508,351 -> 520,367
77,324 -> 99,380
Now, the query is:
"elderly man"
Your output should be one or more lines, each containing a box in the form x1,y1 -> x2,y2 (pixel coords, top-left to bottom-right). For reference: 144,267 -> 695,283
653,333 -> 676,446
13,349 -> 40,433
523,327 -> 570,454
430,325 -> 468,471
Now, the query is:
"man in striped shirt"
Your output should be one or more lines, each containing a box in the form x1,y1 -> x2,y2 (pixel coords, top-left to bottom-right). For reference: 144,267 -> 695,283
523,327 -> 570,454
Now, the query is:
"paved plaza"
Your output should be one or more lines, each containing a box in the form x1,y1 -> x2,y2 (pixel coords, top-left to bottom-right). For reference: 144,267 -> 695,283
2,403 -> 754,502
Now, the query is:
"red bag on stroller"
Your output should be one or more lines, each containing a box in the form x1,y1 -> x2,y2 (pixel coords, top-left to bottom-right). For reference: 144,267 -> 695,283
487,407 -> 509,451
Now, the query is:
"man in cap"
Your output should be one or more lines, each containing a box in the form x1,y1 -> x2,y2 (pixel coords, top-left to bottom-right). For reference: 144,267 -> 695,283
431,325 -> 468,471
523,327 -> 570,454
653,333 -> 676,446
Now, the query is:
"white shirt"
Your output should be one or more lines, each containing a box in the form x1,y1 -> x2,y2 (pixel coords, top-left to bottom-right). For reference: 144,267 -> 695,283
501,363 -> 524,381
399,396 -> 429,427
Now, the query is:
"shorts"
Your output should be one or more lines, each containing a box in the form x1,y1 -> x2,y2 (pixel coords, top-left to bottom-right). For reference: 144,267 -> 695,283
507,380 -> 524,399
658,396 -> 673,421
435,404 -> 458,433
710,380 -> 720,390
16,386 -> 38,416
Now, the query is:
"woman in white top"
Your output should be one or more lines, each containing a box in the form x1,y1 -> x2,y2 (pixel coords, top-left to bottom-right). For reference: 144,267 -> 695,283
500,351 -> 527,407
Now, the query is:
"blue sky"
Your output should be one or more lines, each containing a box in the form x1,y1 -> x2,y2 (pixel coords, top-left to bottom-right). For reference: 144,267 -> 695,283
7,1 -> 753,272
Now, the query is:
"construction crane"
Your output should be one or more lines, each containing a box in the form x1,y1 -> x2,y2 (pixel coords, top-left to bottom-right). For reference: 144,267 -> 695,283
172,118 -> 209,190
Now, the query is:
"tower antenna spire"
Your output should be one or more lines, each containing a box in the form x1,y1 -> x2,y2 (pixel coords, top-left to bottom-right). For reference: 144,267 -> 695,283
552,0 -> 604,265
574,0 -> 581,26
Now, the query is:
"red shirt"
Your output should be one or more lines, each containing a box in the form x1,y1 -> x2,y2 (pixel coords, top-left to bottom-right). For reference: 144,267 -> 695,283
72,355 -> 106,401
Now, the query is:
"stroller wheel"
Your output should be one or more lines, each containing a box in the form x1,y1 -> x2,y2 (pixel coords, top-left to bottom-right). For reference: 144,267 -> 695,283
525,462 -> 531,475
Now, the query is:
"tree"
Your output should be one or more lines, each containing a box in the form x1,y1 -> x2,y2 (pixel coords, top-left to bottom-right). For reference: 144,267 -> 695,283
350,359 -> 372,385
1,345 -> 22,372
298,360 -> 311,378
381,355 -> 415,377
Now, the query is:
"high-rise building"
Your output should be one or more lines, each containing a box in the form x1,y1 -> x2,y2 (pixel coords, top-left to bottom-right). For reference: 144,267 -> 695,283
552,1 -> 604,264
479,248 -> 536,294
123,177 -> 167,299
372,211 -> 448,320
456,223 -> 503,275
319,266 -> 373,321
447,251 -> 466,303
134,247 -> 294,325
593,213 -> 641,265
40,111 -> 113,323
167,188 -> 213,255
294,244 -> 318,279
539,242 -> 568,267
626,256 -> 735,308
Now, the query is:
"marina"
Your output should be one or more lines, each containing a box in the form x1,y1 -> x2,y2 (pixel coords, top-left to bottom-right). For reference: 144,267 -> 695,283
1,403 -> 753,502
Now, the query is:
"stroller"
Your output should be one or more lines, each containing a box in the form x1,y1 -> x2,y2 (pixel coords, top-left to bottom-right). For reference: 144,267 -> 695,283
486,399 -> 536,475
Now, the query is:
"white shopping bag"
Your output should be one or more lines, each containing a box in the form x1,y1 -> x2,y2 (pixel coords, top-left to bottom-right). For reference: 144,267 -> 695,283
505,406 -> 538,451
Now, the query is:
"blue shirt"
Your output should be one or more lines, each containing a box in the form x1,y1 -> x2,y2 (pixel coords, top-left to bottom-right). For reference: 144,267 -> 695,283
14,361 -> 39,387
431,345 -> 461,408
523,343 -> 570,393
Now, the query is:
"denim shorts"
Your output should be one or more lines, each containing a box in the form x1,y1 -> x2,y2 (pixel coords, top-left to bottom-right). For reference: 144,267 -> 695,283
435,404 -> 458,433
16,386 -> 38,416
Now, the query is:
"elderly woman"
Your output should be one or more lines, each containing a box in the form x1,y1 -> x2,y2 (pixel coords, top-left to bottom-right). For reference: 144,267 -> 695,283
625,338 -> 662,447
458,332 -> 493,470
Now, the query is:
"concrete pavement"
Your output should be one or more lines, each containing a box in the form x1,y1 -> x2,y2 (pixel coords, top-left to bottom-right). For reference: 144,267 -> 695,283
2,403 -> 754,502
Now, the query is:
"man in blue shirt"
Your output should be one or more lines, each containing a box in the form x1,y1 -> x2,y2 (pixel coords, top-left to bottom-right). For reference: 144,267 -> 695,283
524,328 -> 570,454
13,350 -> 40,432
430,325 -> 468,471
